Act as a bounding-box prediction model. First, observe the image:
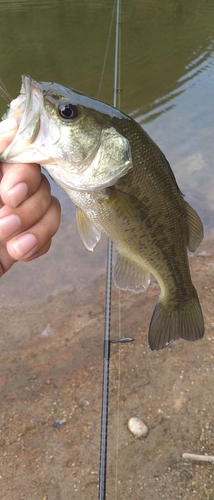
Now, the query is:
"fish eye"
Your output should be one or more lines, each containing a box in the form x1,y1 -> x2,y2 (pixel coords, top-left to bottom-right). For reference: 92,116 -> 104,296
58,103 -> 78,120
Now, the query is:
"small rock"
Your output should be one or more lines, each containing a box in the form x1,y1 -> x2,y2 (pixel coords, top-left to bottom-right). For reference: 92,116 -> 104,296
128,417 -> 149,438
41,323 -> 54,338
52,418 -> 67,428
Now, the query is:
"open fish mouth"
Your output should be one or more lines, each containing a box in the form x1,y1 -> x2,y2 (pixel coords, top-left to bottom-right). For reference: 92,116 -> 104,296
1,75 -> 60,164
1,75 -> 41,161
4,75 -> 40,136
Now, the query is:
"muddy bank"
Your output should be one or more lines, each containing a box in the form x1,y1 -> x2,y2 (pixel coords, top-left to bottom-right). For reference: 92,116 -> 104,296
0,238 -> 214,499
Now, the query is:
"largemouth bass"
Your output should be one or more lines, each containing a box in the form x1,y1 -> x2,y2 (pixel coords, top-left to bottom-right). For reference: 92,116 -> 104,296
0,75 -> 204,350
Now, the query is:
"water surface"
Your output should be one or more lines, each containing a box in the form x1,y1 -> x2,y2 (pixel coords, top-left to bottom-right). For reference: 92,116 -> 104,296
0,0 -> 213,305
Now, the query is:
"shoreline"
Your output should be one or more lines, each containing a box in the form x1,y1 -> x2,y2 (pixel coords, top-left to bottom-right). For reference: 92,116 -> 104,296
0,235 -> 213,498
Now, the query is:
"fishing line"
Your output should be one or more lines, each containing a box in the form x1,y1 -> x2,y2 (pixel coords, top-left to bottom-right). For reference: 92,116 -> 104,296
113,0 -> 122,109
113,3 -> 122,496
98,1 -> 134,498
98,1 -> 121,499
0,78 -> 11,105
97,0 -> 116,101
114,288 -> 121,500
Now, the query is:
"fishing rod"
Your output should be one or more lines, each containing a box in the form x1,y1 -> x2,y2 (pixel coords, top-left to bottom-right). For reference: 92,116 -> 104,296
98,2 -> 134,498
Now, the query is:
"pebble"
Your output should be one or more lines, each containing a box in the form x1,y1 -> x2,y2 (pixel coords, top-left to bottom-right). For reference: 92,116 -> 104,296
52,418 -> 67,428
127,417 -> 149,438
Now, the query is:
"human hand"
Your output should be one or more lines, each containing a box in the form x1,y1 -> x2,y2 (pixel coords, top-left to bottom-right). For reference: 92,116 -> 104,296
0,118 -> 61,276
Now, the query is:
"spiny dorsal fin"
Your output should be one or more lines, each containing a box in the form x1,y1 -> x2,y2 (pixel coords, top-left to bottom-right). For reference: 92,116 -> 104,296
76,207 -> 101,251
184,201 -> 204,252
113,247 -> 150,293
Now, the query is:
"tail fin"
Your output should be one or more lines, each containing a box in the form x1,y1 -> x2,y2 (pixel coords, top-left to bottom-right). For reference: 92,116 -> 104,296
148,288 -> 204,350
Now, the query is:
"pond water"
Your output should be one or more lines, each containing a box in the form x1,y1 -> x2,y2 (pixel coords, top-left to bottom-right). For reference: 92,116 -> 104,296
0,0 -> 213,305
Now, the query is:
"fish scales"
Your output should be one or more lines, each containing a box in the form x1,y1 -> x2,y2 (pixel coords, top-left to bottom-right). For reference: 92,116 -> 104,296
68,117 -> 193,298
0,75 -> 204,350
111,117 -> 197,295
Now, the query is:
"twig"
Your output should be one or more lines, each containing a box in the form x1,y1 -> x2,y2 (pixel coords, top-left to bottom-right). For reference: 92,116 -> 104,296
182,453 -> 214,463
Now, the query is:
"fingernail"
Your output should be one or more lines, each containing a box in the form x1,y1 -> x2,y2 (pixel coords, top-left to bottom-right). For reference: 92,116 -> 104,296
11,233 -> 37,258
0,118 -> 18,134
8,182 -> 28,208
0,214 -> 21,239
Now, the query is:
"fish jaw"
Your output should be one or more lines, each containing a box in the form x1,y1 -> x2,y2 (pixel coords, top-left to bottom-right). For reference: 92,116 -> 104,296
1,75 -> 61,164
0,75 -> 133,192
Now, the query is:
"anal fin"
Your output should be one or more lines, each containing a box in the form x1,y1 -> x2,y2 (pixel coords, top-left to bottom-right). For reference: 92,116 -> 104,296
113,248 -> 150,293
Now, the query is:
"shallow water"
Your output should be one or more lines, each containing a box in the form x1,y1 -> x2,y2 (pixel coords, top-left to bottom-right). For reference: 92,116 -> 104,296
0,0 -> 213,305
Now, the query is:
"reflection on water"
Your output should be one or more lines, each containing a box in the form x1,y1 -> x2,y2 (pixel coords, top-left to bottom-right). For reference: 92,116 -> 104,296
0,0 -> 213,304
132,46 -> 214,123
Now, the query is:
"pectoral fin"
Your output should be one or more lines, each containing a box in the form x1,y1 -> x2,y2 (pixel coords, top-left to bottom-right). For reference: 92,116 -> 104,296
184,201 -> 204,252
76,207 -> 101,251
113,247 -> 150,293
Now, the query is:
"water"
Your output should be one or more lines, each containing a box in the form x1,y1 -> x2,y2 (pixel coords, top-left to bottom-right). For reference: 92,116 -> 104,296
0,0 -> 213,305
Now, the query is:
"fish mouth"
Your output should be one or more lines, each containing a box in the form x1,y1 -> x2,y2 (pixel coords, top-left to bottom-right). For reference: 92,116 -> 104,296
0,75 -> 41,161
1,75 -> 60,163
9,74 -> 41,133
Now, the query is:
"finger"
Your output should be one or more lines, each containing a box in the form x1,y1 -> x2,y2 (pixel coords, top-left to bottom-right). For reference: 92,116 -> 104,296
0,239 -> 52,276
20,239 -> 52,262
0,118 -> 18,154
0,175 -> 52,240
0,243 -> 17,276
0,237 -> 52,276
6,196 -> 61,261
0,163 -> 42,208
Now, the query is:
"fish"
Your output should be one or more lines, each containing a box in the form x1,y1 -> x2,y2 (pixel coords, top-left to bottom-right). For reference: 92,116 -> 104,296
0,75 -> 204,350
